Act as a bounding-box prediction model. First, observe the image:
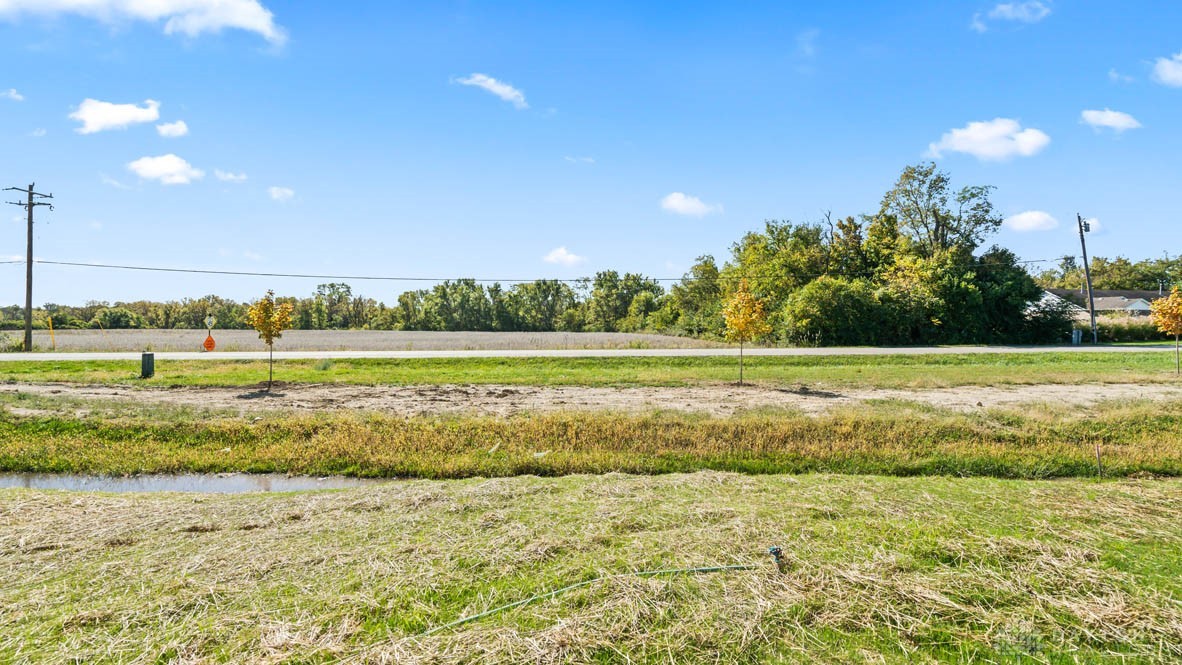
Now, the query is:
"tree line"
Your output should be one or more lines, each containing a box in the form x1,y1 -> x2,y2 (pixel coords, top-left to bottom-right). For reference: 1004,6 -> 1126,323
4,163 -> 1177,345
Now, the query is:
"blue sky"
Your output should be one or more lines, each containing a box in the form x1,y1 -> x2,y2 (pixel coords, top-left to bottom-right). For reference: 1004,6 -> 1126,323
1,1 -> 1179,304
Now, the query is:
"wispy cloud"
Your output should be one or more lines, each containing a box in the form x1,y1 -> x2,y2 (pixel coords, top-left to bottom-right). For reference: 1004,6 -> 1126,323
70,98 -> 160,134
0,0 -> 286,45
660,192 -> 722,217
215,169 -> 248,183
1152,52 -> 1182,87
156,120 -> 188,137
1080,108 -> 1141,133
972,2 -> 1051,31
1004,210 -> 1058,232
29,128 -> 46,137
268,186 -> 294,201
127,154 -> 204,185
927,118 -> 1050,161
543,246 -> 585,266
988,1 -> 1051,23
563,156 -> 595,164
2,88 -> 23,101
1108,68 -> 1133,84
99,173 -> 131,190
455,73 -> 528,109
796,28 -> 819,58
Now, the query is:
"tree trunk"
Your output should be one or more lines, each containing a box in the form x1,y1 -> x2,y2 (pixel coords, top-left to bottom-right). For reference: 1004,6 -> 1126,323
268,344 -> 274,390
739,341 -> 744,386
1176,334 -> 1179,375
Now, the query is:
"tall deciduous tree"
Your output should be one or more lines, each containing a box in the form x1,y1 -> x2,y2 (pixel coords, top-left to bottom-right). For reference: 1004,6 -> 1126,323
1150,286 -> 1182,374
247,290 -> 294,391
880,162 -> 1002,256
722,279 -> 772,385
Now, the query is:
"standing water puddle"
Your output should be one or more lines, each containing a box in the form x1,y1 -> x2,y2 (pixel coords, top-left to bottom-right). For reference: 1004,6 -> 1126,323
0,473 -> 390,493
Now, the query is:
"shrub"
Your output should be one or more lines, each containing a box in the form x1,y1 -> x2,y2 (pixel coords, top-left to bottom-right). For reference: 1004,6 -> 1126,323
1076,317 -> 1170,343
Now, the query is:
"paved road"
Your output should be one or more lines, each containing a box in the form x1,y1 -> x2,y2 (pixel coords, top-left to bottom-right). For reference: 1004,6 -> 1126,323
0,345 -> 1172,362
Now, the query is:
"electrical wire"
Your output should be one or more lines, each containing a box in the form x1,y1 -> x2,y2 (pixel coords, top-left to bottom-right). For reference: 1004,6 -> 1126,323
0,256 -> 1072,286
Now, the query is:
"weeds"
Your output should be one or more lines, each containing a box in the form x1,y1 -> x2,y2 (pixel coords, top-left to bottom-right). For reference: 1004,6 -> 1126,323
1,396 -> 1180,479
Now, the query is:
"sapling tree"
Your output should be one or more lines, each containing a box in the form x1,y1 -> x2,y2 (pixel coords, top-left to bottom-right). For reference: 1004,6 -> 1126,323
722,279 -> 772,385
247,290 -> 294,390
1150,286 -> 1182,374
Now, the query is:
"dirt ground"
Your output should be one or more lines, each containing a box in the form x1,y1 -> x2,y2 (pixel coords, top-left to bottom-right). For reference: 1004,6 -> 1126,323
4,381 -> 1182,417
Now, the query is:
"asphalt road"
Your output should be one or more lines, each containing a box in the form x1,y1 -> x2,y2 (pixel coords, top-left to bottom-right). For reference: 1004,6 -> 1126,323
0,345 -> 1173,362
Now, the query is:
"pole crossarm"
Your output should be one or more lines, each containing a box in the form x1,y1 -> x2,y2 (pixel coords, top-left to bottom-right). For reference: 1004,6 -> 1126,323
6,182 -> 54,352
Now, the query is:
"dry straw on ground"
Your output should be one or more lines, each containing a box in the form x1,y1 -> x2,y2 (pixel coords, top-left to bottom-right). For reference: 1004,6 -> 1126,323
2,472 -> 1180,663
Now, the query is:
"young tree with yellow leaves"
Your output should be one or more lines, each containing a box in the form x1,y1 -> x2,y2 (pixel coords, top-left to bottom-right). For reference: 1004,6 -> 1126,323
1150,286 -> 1182,374
723,279 -> 772,385
247,290 -> 294,390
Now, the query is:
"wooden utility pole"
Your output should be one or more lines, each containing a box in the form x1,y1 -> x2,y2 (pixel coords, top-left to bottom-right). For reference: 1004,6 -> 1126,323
5,183 -> 53,352
1076,213 -> 1098,344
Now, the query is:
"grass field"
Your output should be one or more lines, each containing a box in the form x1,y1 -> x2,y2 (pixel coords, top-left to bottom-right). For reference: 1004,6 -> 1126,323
3,472 -> 1180,663
3,392 -> 1180,479
3,351 -> 1181,389
6,349 -> 1181,663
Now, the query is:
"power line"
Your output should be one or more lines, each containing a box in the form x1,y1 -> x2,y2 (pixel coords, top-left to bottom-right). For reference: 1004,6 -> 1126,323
0,256 -> 1068,286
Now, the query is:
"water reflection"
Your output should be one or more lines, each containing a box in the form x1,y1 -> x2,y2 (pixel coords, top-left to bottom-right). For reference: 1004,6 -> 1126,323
0,472 -> 389,493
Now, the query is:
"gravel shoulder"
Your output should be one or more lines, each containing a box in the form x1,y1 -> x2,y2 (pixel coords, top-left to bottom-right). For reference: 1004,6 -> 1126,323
5,380 -> 1181,417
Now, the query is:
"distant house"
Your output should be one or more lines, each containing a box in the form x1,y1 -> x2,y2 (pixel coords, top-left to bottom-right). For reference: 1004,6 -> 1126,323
1047,288 -> 1163,317
1032,290 -> 1087,316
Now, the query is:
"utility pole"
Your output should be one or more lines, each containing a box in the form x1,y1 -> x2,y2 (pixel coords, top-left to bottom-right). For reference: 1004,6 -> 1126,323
1076,213 -> 1097,345
5,183 -> 53,352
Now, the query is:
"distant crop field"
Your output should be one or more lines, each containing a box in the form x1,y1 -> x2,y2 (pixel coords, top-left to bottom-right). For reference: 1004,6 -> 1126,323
25,329 -> 725,352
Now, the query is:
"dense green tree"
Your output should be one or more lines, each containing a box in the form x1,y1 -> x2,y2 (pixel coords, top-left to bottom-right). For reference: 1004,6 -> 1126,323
781,277 -> 884,346
880,162 -> 1002,256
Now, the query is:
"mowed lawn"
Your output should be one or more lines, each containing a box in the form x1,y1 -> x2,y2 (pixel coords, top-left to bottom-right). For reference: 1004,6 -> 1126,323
2,473 -> 1180,664
2,351 -> 1181,388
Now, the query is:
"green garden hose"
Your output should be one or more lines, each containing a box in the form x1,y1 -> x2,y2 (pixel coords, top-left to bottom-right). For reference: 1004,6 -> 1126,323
421,561 -> 765,636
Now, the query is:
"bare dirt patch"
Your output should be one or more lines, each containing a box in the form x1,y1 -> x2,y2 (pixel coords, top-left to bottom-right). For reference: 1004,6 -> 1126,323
4,381 -> 1181,417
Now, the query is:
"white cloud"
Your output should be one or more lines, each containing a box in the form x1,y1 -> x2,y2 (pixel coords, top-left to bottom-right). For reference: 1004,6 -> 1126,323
1108,68 -> 1133,84
268,186 -> 294,201
88,220 -> 103,230
660,192 -> 722,217
70,98 -> 159,134
215,169 -> 248,183
1152,52 -> 1182,87
99,173 -> 131,189
563,156 -> 595,164
1080,108 -> 1141,133
456,73 -> 528,109
1084,217 -> 1103,233
970,13 -> 988,33
0,0 -> 285,45
242,250 -> 263,261
29,128 -> 46,137
543,246 -> 585,267
988,1 -> 1051,23
1004,210 -> 1058,232
2,88 -> 23,101
927,118 -> 1050,161
127,154 -> 203,185
156,120 -> 188,137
